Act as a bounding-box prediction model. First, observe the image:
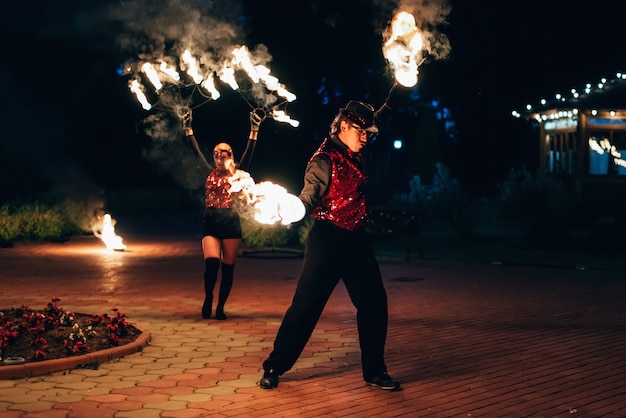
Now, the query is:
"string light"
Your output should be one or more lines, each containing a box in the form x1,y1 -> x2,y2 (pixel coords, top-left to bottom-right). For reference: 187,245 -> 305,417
513,72 -> 626,119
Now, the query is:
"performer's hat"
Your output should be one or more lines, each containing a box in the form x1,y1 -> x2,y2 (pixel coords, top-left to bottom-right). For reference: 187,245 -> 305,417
339,100 -> 378,133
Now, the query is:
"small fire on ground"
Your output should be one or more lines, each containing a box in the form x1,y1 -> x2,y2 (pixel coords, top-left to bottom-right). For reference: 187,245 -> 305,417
93,213 -> 126,251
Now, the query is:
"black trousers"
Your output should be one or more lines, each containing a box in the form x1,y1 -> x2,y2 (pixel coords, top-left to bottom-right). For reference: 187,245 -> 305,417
262,220 -> 389,379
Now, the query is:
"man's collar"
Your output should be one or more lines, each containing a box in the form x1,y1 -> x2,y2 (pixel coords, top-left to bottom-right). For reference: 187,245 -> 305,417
330,135 -> 353,156
331,135 -> 361,160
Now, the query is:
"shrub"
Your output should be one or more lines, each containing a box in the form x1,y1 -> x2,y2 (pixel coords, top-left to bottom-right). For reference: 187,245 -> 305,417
390,163 -> 474,237
429,163 -> 474,237
496,167 -> 572,245
0,205 -> 21,246
0,202 -> 72,245
240,217 -> 303,249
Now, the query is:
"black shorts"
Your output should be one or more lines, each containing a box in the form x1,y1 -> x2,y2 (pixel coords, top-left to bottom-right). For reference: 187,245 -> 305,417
203,208 -> 242,239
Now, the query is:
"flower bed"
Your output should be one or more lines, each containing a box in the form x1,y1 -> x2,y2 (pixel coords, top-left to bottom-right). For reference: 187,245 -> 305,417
1,297 -> 142,364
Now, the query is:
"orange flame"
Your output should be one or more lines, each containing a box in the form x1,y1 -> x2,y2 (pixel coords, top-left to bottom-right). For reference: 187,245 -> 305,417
271,110 -> 300,127
127,44 -> 299,127
94,214 -> 126,251
181,50 -> 203,84
382,11 -> 424,88
249,181 -> 305,225
201,74 -> 221,100
228,173 -> 305,225
159,61 -> 180,82
129,79 -> 151,110
140,62 -> 163,91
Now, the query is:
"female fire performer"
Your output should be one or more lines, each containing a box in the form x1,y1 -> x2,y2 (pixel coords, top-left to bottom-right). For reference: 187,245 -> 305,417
184,110 -> 263,320
259,100 -> 401,391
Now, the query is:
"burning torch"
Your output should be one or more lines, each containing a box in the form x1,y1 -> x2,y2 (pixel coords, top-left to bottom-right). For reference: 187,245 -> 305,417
377,4 -> 449,115
376,10 -> 425,119
382,11 -> 424,89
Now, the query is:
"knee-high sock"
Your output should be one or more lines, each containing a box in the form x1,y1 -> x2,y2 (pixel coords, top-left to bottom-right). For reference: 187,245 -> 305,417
216,262 -> 234,312
203,258 -> 220,317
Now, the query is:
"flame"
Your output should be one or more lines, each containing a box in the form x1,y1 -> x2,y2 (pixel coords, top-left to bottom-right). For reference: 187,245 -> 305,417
228,172 -> 305,225
253,64 -> 297,102
274,85 -> 297,103
249,181 -> 305,225
94,214 -> 126,251
181,50 -> 204,84
129,79 -> 151,110
201,73 -> 221,100
382,11 -> 424,87
218,62 -> 239,90
126,44 -> 299,128
272,109 -> 300,127
227,45 -> 297,102
232,45 -> 259,81
141,62 -> 163,91
159,61 -> 180,82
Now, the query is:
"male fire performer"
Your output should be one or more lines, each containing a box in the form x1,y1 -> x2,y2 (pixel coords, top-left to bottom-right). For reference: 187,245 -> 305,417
259,99 -> 401,391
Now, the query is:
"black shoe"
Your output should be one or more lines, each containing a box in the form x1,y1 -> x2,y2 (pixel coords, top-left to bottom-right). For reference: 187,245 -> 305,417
215,310 -> 227,320
364,373 -> 401,390
259,371 -> 279,389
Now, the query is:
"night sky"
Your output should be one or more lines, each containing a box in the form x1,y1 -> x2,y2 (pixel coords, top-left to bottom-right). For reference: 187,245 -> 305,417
1,0 -> 624,207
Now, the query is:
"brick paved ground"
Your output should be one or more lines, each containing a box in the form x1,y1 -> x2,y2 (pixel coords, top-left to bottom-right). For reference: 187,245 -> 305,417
1,212 -> 625,417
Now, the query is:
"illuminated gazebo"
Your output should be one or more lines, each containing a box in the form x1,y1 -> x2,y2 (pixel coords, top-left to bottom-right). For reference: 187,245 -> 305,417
513,72 -> 626,193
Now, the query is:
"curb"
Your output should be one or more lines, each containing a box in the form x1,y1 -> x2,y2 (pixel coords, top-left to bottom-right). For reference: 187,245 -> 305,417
0,332 -> 151,380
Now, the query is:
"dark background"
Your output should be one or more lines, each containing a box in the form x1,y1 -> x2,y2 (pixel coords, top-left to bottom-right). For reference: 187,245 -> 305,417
1,0 -> 624,208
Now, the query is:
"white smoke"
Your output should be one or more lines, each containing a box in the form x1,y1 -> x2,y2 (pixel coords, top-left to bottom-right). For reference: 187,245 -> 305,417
384,0 -> 452,62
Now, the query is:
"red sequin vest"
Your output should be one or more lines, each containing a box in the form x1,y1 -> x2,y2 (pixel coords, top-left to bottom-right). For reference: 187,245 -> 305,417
205,169 -> 233,209
310,140 -> 367,231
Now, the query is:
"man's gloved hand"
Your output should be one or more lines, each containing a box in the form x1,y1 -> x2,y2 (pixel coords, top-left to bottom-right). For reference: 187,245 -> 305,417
376,82 -> 408,118
387,83 -> 405,108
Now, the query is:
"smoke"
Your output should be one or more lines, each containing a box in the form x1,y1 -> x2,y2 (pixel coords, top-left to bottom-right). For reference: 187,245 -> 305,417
140,112 -> 209,194
394,0 -> 452,61
111,0 -> 245,63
